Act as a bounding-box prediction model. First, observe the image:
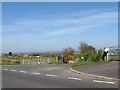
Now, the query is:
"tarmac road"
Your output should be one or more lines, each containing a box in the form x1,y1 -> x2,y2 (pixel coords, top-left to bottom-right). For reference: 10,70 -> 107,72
2,64 -> 118,88
72,61 -> 119,79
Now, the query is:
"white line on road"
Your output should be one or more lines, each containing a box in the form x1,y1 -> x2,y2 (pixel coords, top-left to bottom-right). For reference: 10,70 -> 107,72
67,77 -> 82,81
46,74 -> 58,77
10,70 -> 17,72
31,72 -> 41,75
93,80 -> 115,85
3,69 -> 8,71
19,71 -> 27,73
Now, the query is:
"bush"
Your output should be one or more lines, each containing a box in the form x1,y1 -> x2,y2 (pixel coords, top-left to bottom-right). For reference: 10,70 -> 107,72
79,50 -> 102,61
96,50 -> 102,61
63,47 -> 76,62
2,60 -> 20,65
64,55 -> 76,61
14,61 -> 20,64
79,42 -> 97,61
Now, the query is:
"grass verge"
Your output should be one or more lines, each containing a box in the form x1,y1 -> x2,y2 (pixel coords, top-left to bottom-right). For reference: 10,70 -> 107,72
2,60 -> 20,65
70,60 -> 101,67
49,61 -> 64,64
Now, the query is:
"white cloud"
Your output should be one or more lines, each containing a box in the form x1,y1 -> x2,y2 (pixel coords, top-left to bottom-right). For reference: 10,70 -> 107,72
3,11 -> 117,37
54,12 -> 117,26
40,11 -> 117,38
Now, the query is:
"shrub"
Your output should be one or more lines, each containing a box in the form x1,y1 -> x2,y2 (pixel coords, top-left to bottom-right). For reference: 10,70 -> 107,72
79,42 -> 102,61
63,47 -> 76,62
14,61 -> 20,64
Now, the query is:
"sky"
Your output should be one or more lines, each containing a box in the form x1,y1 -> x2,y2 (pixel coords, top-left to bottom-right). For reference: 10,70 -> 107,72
2,2 -> 118,53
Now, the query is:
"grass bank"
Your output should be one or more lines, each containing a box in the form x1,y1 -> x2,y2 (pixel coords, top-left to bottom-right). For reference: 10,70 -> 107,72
2,60 -> 20,65
70,60 -> 104,67
49,61 -> 64,64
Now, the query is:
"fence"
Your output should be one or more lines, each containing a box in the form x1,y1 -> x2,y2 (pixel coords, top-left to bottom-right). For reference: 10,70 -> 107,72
20,59 -> 53,65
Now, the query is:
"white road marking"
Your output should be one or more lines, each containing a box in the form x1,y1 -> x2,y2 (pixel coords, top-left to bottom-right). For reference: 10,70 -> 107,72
19,71 -> 27,73
93,80 -> 115,85
67,77 -> 82,81
3,69 -> 8,71
10,70 -> 16,72
46,74 -> 58,77
31,72 -> 41,75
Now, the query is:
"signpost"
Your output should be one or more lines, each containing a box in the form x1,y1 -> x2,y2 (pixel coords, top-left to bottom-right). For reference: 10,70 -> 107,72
61,54 -> 64,62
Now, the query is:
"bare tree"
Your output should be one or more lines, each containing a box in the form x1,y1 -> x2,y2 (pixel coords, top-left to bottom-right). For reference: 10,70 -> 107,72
64,47 -> 75,55
80,42 -> 95,53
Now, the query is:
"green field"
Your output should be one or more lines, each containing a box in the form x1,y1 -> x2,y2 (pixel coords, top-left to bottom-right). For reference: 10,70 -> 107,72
109,55 -> 119,61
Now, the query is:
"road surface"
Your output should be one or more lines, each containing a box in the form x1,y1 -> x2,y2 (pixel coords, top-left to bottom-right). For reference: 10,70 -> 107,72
2,64 -> 118,88
73,61 -> 119,79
